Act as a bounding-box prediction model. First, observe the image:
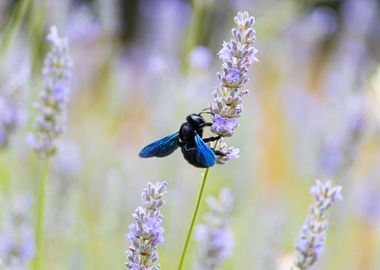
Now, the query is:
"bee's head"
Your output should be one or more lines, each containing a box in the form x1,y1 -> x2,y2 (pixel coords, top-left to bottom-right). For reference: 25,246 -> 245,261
186,114 -> 205,127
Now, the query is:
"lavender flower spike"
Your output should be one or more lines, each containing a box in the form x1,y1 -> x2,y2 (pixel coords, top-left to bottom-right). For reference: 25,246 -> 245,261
209,11 -> 257,138
125,182 -> 167,270
0,194 -> 35,270
31,26 -> 72,158
292,180 -> 342,270
195,188 -> 234,270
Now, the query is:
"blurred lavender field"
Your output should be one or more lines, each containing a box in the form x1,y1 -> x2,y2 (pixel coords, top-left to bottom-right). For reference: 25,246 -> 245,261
1,0 -> 380,269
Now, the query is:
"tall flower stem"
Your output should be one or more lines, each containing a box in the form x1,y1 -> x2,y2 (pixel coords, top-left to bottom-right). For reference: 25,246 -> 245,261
178,140 -> 218,270
33,158 -> 49,270
0,0 -> 31,57
28,0 -> 47,74
181,0 -> 214,73
181,0 -> 202,72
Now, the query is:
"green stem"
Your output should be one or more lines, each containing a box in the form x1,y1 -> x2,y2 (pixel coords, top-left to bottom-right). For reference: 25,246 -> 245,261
178,140 -> 219,269
28,0 -> 46,74
181,0 -> 204,73
0,0 -> 32,57
33,158 -> 49,270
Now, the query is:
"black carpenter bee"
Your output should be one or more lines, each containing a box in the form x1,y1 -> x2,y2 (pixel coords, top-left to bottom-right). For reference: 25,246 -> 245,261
139,113 -> 224,168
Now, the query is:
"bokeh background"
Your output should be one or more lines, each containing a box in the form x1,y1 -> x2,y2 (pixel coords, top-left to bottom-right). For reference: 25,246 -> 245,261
1,0 -> 380,269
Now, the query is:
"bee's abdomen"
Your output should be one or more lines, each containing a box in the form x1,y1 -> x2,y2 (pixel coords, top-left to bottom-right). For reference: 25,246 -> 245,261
181,145 -> 209,168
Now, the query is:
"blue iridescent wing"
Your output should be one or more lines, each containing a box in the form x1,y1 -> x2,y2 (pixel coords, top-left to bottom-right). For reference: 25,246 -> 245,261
139,133 -> 179,158
194,134 -> 216,167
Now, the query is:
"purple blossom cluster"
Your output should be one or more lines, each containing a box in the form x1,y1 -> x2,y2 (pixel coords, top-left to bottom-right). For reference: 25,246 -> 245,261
30,26 -> 72,158
209,11 -> 257,137
125,182 -> 167,270
195,188 -> 234,270
292,180 -> 342,270
213,138 -> 240,165
208,11 -> 257,164
0,194 -> 35,270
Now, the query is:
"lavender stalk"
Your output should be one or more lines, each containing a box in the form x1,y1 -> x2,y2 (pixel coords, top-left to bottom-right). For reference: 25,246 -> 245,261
30,26 -> 73,158
125,182 -> 167,270
0,0 -> 32,56
291,180 -> 342,270
178,11 -> 257,269
31,26 -> 72,270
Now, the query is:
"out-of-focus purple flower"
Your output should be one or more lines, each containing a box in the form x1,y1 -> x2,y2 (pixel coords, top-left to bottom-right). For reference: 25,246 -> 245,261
287,7 -> 336,68
30,26 -> 72,158
309,180 -> 342,202
208,12 -> 257,163
341,0 -> 376,35
188,46 -> 213,70
360,182 -> 380,225
139,0 -> 190,54
0,47 -> 29,149
292,180 -> 342,270
195,188 -> 234,270
315,0 -> 376,179
318,135 -> 342,177
0,93 -> 23,148
66,6 -> 100,43
353,175 -> 380,226
52,139 -> 81,178
318,94 -> 366,178
0,194 -> 35,270
322,0 -> 375,100
43,27 -> 72,81
125,182 -> 167,270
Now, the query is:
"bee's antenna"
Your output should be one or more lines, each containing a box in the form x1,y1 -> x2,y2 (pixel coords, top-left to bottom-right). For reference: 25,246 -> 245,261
199,108 -> 213,116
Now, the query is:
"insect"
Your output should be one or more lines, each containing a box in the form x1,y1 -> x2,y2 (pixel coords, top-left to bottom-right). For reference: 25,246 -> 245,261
139,113 -> 224,168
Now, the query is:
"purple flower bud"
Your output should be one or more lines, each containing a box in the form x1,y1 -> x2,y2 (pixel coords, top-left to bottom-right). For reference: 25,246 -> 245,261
217,41 -> 233,62
210,115 -> 238,137
224,68 -> 241,86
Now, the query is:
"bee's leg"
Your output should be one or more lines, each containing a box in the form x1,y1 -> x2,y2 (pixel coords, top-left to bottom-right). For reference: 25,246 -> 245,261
202,136 -> 225,156
211,148 -> 226,156
202,136 -> 221,143
199,122 -> 213,128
